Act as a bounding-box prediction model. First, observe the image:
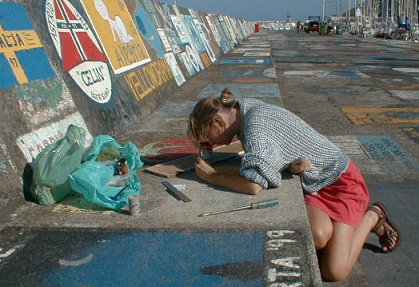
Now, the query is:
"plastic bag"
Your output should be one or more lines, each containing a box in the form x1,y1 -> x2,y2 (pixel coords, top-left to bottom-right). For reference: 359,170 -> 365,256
31,125 -> 86,204
68,135 -> 143,211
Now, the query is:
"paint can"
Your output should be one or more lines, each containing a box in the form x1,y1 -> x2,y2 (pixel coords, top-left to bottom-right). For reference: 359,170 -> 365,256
129,195 -> 140,217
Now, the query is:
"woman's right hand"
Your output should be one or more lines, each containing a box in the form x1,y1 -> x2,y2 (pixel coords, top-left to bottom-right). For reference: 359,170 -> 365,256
194,157 -> 216,181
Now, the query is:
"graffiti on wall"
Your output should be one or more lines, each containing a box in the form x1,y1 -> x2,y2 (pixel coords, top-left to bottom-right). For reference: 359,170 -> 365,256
80,0 -> 151,74
124,58 -> 173,100
0,2 -> 55,89
46,0 -> 112,104
0,137 -> 17,175
16,77 -> 76,127
179,52 -> 195,77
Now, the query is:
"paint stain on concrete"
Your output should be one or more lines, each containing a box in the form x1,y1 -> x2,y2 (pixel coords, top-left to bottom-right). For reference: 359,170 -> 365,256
141,136 -> 197,164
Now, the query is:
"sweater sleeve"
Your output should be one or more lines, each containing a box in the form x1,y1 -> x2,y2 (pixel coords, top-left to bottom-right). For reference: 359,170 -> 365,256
240,138 -> 283,189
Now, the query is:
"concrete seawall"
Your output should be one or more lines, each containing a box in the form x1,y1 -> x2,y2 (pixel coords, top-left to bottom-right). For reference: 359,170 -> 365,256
0,0 -> 254,212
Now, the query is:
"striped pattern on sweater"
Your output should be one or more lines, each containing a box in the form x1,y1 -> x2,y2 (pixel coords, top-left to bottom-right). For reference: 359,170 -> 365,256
237,98 -> 349,194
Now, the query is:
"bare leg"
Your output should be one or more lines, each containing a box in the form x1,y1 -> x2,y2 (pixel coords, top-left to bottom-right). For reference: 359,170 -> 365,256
319,210 -> 379,281
306,205 -> 333,250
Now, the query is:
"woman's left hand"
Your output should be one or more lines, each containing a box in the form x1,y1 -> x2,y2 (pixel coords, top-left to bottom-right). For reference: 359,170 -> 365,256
194,157 -> 216,181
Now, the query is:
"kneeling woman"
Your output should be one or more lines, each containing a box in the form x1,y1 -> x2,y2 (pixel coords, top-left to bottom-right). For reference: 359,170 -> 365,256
187,88 -> 400,281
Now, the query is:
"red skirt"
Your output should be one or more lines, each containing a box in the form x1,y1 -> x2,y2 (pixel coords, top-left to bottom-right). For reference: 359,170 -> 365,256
304,160 -> 370,227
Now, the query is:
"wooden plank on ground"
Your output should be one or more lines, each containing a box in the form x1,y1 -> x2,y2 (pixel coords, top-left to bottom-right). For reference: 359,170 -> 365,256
143,141 -> 243,178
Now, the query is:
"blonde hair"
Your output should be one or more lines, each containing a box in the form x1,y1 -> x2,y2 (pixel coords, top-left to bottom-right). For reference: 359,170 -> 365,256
188,88 -> 237,145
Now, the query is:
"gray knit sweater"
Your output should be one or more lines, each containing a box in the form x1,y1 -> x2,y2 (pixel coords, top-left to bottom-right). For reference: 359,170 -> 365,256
237,98 -> 349,194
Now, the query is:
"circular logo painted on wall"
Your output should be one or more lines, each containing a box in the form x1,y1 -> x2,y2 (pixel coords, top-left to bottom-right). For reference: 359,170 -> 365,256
45,0 -> 112,103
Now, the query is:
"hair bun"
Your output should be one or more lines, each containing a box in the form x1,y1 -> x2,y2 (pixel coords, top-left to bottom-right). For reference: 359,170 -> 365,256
219,88 -> 236,105
220,88 -> 233,102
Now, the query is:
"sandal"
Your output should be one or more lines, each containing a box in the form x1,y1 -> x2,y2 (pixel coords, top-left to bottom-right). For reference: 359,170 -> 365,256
369,202 -> 400,253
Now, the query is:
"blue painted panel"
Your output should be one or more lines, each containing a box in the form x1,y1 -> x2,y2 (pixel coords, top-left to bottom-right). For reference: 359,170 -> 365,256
358,135 -> 419,172
134,0 -> 165,58
199,83 -> 280,98
16,49 -> 55,81
183,15 -> 205,53
329,70 -> 365,78
0,2 -> 32,30
45,231 -> 263,286
0,55 -> 17,88
0,2 -> 56,89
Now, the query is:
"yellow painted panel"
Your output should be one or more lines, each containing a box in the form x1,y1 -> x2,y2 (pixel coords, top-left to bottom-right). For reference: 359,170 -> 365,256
81,0 -> 151,74
0,27 -> 44,84
125,59 -> 172,100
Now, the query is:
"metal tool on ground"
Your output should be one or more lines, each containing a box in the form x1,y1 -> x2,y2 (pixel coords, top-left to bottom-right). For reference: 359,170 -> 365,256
198,198 -> 279,217
161,180 -> 192,202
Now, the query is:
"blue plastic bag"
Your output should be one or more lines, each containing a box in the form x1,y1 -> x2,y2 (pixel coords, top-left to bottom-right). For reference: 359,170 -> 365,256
69,135 -> 143,211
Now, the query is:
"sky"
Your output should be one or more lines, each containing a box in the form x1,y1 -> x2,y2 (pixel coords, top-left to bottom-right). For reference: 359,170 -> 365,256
159,0 -> 345,21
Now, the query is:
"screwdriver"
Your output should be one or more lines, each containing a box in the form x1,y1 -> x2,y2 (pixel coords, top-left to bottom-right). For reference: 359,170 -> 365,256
198,198 -> 279,217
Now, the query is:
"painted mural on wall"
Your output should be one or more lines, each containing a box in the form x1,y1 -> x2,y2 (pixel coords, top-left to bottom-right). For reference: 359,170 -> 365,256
0,2 -> 55,89
0,2 -> 76,128
124,58 -> 173,100
132,0 -> 165,59
80,0 -> 151,74
45,0 -> 112,104
204,15 -> 221,48
164,52 -> 185,86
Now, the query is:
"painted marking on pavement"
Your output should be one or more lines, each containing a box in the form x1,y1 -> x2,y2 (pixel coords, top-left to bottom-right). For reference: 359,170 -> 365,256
199,83 -> 280,98
343,107 -> 419,125
265,230 -> 303,286
244,52 -> 271,57
401,127 -> 419,143
284,70 -> 367,78
328,135 -> 382,174
46,231 -> 265,286
358,135 -> 419,173
393,68 -> 419,75
59,253 -> 94,267
219,59 -> 272,65
390,90 -> 419,100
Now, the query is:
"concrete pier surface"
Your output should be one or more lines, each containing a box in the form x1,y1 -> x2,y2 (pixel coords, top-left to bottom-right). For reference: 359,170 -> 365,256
1,30 -> 419,286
